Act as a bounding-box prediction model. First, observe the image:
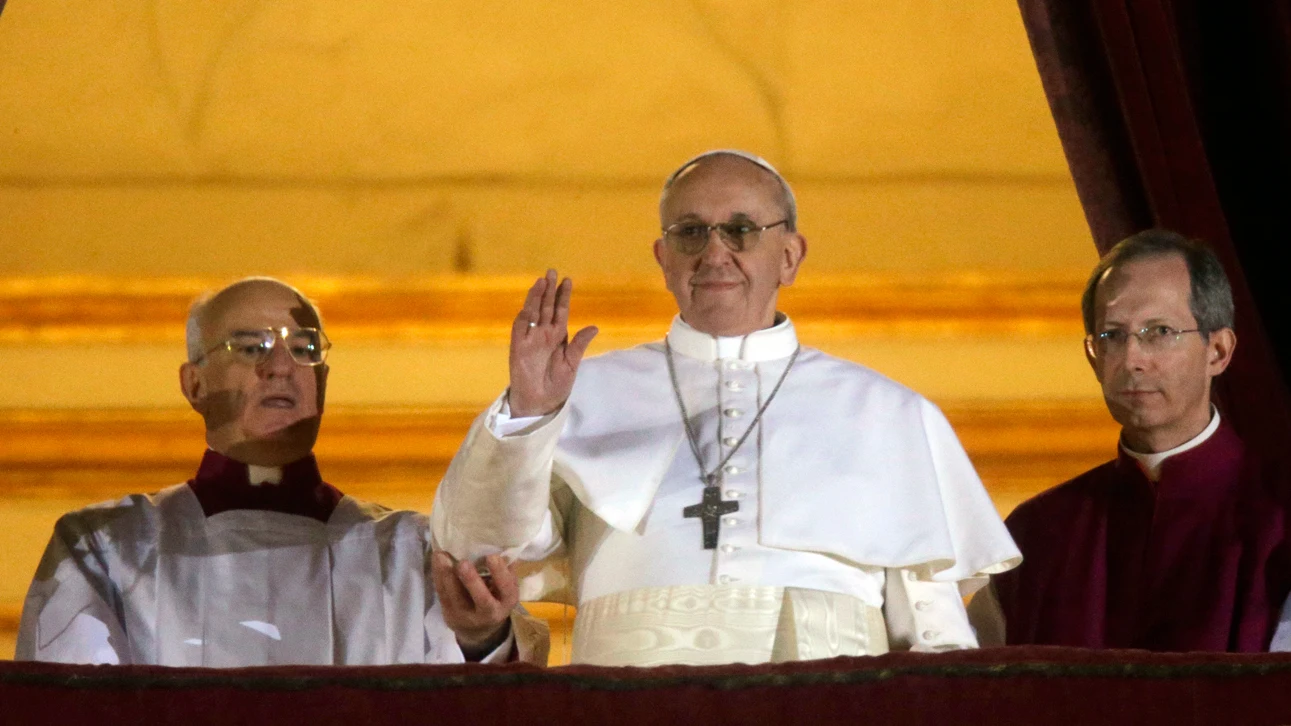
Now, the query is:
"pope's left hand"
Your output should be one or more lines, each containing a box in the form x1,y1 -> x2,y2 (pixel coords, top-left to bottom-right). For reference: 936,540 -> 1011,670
431,552 -> 520,659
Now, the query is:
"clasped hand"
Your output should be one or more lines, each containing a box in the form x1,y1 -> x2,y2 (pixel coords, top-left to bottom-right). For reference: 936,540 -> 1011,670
431,552 -> 521,659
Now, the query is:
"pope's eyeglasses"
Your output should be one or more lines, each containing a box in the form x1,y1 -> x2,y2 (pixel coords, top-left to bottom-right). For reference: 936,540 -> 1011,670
1085,325 -> 1203,359
662,219 -> 789,255
197,327 -> 331,367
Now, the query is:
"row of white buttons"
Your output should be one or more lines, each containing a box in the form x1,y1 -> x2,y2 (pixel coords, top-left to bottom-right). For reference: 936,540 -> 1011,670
716,361 -> 754,590
904,572 -> 940,642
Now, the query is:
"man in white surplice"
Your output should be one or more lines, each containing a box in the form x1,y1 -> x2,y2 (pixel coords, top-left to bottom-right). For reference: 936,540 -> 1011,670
18,278 -> 546,666
432,151 -> 1021,666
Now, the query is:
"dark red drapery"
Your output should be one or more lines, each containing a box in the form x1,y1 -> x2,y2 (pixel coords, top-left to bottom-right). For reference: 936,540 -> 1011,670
1017,0 -> 1291,460
6,648 -> 1291,726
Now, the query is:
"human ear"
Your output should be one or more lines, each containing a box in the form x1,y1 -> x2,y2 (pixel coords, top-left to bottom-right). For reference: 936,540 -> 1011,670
779,234 -> 807,286
1206,328 -> 1237,376
179,362 -> 205,412
653,237 -> 679,297
1084,338 -> 1102,381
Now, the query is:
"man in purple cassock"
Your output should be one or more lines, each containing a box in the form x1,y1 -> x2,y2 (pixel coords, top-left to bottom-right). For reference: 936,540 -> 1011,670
969,229 -> 1291,652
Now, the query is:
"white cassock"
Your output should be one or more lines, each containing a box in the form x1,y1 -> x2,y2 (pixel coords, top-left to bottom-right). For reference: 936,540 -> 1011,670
17,482 -> 547,666
433,315 -> 1021,666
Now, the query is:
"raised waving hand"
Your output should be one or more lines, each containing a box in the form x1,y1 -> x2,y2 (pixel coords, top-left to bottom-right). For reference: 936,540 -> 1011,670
507,269 -> 598,417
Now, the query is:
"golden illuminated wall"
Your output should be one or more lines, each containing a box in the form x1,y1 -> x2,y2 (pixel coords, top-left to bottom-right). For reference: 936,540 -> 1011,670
0,1 -> 1091,276
0,2 -> 1110,663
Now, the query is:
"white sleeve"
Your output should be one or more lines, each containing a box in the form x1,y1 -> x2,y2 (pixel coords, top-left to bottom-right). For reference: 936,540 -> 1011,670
1269,595 -> 1291,652
431,393 -> 568,564
492,397 -> 556,438
16,518 -> 127,665
883,567 -> 979,652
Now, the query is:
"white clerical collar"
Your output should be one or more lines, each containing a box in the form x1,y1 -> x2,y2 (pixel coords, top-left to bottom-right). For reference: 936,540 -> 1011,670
1121,406 -> 1221,482
667,314 -> 799,362
247,464 -> 283,485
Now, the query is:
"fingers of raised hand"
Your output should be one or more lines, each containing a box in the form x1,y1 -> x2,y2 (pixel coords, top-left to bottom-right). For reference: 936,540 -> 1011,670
566,325 -> 600,366
514,271 -> 573,339
553,277 -> 573,328
538,269 -> 559,327
513,276 -> 548,337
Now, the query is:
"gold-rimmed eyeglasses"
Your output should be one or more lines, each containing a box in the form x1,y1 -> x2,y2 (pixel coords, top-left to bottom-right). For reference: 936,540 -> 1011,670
198,327 -> 331,367
662,219 -> 789,255
1085,325 -> 1203,359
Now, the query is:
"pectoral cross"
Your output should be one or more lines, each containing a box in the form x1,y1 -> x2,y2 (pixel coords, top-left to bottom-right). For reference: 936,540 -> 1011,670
683,484 -> 740,550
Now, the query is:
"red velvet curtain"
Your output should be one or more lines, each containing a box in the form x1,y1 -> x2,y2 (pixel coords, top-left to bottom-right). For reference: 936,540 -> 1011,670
8,649 -> 1291,726
1017,0 -> 1291,459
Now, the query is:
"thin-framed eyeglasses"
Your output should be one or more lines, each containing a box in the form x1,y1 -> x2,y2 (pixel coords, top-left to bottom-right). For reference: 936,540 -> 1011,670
197,327 -> 331,367
1085,325 -> 1203,359
661,219 -> 789,255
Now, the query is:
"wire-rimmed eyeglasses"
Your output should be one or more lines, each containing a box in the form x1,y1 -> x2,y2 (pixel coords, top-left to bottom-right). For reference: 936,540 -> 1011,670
661,219 -> 789,255
197,327 -> 331,367
1085,325 -> 1203,359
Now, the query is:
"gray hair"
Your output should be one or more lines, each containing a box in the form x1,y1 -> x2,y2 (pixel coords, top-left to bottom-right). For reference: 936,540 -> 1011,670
659,149 -> 798,231
1081,229 -> 1235,336
185,277 -> 324,363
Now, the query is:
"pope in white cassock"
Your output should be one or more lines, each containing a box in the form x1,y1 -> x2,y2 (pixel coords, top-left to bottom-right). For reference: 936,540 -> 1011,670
432,150 -> 1022,666
17,278 -> 546,666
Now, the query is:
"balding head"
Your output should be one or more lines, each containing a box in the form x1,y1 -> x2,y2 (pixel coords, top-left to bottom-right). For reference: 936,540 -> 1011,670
179,277 -> 328,467
187,277 -> 323,363
660,150 -> 798,231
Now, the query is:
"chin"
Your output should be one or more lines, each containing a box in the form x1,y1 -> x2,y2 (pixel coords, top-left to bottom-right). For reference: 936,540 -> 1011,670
1112,405 -> 1174,435
684,305 -> 741,330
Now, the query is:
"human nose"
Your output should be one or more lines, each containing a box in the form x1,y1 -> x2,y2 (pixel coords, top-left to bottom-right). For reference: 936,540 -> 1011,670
1120,332 -> 1152,370
697,229 -> 735,263
258,336 -> 296,376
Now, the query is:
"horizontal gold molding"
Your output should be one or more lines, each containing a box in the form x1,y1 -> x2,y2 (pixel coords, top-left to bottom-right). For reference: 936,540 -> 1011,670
0,273 -> 1087,344
0,401 -> 1118,502
0,604 -> 18,634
